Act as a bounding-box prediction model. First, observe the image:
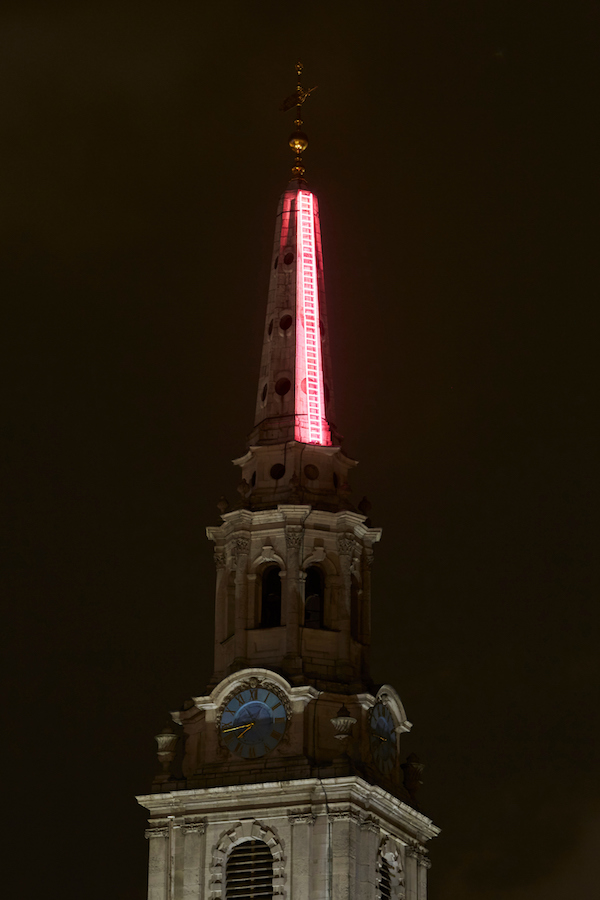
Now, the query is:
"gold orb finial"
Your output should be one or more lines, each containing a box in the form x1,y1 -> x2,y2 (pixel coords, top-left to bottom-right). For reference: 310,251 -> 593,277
279,62 -> 317,181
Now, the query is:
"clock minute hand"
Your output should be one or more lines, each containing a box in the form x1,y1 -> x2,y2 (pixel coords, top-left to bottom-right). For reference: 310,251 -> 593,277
222,722 -> 255,735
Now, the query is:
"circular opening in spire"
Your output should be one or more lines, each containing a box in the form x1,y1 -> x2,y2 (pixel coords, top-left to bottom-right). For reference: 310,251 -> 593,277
275,377 -> 291,396
270,464 -> 285,480
268,320 -> 274,336
261,384 -> 267,402
304,464 -> 319,481
284,252 -> 294,266
274,256 -> 278,269
279,315 -> 293,332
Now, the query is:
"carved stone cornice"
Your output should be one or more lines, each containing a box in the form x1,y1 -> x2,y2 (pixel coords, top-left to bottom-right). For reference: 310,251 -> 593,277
181,817 -> 206,835
145,826 -> 169,839
359,814 -> 380,833
285,528 -> 303,549
406,841 -> 429,865
287,809 -> 316,826
337,535 -> 355,556
230,537 -> 250,566
328,808 -> 361,824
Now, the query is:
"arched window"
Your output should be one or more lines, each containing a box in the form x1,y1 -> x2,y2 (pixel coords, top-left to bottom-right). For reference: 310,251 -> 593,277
226,840 -> 273,900
304,566 -> 324,628
226,571 -> 236,639
260,566 -> 281,628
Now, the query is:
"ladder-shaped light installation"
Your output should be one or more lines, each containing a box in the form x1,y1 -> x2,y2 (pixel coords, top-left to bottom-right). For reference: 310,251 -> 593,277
294,190 -> 331,446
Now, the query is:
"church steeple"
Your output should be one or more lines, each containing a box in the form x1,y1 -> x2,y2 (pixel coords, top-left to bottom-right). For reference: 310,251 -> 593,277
137,69 -> 439,900
251,65 -> 336,448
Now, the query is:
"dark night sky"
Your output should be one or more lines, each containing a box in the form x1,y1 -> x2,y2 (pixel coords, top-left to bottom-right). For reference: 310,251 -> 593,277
3,2 -> 599,897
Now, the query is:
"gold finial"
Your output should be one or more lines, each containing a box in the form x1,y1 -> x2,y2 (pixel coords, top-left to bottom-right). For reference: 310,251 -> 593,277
279,61 -> 317,180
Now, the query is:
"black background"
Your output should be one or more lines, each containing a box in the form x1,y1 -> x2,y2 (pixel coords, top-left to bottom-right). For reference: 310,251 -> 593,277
3,2 -> 598,897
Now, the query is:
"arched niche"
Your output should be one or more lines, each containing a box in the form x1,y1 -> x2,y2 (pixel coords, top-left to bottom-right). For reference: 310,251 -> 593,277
260,565 -> 282,628
304,565 -> 325,629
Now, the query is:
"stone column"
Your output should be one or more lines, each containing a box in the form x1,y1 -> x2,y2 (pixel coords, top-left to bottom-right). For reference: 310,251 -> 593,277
361,550 -> 373,651
329,812 -> 359,900
309,810 -> 329,900
357,817 -> 379,900
212,552 -> 227,668
404,846 -> 419,900
246,573 -> 257,628
288,811 -> 316,900
417,853 -> 431,900
233,536 -> 250,665
145,824 -> 169,900
336,536 -> 355,674
284,527 -> 303,669
181,820 -> 206,900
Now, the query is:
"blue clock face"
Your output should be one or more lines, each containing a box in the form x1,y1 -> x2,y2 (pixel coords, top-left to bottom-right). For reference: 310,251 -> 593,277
220,686 -> 287,759
369,702 -> 397,775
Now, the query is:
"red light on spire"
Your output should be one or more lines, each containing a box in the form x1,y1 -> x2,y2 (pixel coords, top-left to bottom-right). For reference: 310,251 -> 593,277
294,190 -> 331,446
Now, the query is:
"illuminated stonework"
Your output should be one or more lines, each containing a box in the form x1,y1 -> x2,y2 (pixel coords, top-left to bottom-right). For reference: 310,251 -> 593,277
294,190 -> 331,446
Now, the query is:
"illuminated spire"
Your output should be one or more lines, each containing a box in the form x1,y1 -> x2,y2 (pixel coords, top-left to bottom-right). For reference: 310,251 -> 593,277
250,68 -> 336,449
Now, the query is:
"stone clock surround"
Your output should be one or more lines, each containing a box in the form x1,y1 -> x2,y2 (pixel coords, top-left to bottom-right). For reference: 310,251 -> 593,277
167,667 -> 413,801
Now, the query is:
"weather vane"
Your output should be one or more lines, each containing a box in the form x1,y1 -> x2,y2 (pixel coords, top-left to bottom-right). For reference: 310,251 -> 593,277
280,62 -> 317,181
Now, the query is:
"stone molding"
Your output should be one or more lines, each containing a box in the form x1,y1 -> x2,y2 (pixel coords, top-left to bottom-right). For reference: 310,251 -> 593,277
359,814 -> 380,834
287,809 -> 316,826
285,529 -> 303,549
214,553 -> 226,569
327,808 -> 362,824
406,840 -> 430,866
145,826 -> 169,840
181,817 -> 206,834
209,820 -> 285,900
337,535 -> 355,556
230,536 -> 250,566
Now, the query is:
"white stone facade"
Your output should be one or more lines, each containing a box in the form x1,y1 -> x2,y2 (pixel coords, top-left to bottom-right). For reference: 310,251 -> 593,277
138,776 -> 438,900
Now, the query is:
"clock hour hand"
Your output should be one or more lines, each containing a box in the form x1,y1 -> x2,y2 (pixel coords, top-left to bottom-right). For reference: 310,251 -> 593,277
222,722 -> 255,736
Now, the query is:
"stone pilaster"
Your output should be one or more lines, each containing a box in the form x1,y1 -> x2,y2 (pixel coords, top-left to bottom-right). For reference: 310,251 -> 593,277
145,824 -> 169,900
357,817 -> 380,900
404,845 -> 419,900
337,535 -> 355,672
213,553 -> 227,647
284,527 -> 303,668
181,820 -> 205,900
233,536 -> 250,665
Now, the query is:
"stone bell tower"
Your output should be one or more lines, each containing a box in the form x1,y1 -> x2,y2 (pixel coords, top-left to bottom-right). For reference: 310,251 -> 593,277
137,64 -> 439,900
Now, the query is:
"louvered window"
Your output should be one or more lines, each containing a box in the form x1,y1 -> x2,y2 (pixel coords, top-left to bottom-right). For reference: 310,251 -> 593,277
226,840 -> 273,900
379,858 -> 392,900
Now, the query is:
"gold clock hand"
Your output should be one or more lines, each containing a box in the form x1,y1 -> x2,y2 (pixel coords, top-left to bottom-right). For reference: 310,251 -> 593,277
222,722 -> 255,734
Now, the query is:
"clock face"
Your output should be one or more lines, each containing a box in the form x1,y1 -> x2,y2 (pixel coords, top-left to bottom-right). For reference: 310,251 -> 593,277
220,685 -> 287,759
369,701 -> 397,775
